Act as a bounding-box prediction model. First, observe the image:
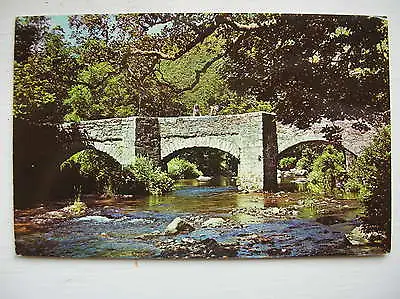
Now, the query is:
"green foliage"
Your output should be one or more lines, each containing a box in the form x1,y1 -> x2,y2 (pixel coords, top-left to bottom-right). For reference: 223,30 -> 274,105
280,142 -> 330,172
60,149 -> 135,195
126,156 -> 174,195
13,25 -> 78,123
64,62 -> 134,121
158,34 -> 225,90
167,158 -> 203,180
295,146 -> 324,171
67,199 -> 88,216
176,147 -> 238,177
14,13 -> 389,125
13,60 -> 57,122
307,145 -> 346,195
223,14 -> 389,127
346,126 -> 391,232
279,156 -> 297,170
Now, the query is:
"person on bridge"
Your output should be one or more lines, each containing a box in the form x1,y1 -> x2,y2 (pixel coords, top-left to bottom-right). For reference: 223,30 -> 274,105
192,104 -> 201,116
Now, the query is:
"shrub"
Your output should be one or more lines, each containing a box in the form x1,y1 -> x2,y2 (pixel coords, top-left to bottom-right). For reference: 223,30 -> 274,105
295,147 -> 321,171
126,156 -> 174,195
167,158 -> 203,179
60,149 -> 136,196
279,156 -> 297,170
346,126 -> 391,236
67,199 -> 87,216
307,145 -> 346,195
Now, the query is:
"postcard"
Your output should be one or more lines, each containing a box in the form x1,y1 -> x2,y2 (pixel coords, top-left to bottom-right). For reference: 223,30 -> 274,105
13,13 -> 391,259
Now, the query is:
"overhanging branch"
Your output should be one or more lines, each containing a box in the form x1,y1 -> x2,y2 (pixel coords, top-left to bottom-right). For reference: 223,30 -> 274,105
131,15 -> 267,61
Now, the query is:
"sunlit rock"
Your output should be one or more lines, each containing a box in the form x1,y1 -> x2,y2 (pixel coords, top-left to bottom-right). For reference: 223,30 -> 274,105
345,226 -> 369,245
164,217 -> 194,235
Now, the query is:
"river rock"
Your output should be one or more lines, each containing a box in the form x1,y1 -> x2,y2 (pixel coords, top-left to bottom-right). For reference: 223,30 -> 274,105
196,175 -> 213,182
202,217 -> 226,228
294,169 -> 308,176
164,217 -> 194,235
345,226 -> 370,245
270,207 -> 280,214
76,215 -> 112,223
291,177 -> 308,183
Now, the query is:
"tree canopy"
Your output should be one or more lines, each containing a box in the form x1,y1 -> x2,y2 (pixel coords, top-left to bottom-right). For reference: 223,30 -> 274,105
13,13 -> 389,128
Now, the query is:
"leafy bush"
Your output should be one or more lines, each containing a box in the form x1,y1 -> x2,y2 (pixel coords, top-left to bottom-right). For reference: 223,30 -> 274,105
346,126 -> 391,235
167,158 -> 203,179
67,199 -> 87,216
295,147 -> 322,171
126,156 -> 174,195
279,156 -> 297,170
60,149 -> 136,196
307,145 -> 346,195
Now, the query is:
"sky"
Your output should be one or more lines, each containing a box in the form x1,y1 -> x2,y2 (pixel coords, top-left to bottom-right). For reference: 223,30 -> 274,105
50,15 -> 74,43
49,13 -> 164,45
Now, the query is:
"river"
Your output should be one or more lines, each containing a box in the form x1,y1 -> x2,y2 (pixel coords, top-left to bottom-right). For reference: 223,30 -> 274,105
14,177 -> 384,259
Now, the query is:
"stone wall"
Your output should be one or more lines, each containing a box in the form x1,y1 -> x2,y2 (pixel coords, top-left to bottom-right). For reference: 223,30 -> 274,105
135,117 -> 160,163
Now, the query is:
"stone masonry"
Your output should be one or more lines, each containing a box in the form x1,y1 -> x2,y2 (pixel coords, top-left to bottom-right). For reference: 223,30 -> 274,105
62,112 -> 278,191
158,112 -> 277,191
61,112 -> 375,191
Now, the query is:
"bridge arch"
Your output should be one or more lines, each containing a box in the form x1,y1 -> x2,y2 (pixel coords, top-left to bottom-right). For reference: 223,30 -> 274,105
162,146 -> 240,177
278,139 -> 357,169
160,136 -> 241,162
278,139 -> 356,156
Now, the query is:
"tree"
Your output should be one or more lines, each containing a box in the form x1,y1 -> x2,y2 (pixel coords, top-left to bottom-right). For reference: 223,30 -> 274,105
307,145 -> 347,195
346,126 -> 391,238
64,62 -> 133,121
13,25 -> 79,123
14,13 -> 390,125
14,16 -> 50,63
222,14 -> 389,128
130,13 -> 389,127
65,14 -> 185,119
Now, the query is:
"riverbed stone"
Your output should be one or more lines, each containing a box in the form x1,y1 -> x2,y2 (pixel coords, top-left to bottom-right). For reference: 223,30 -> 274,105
164,217 -> 195,235
345,226 -> 370,245
202,217 -> 226,228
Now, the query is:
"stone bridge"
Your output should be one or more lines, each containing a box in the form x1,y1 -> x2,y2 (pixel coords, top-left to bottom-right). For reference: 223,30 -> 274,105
61,112 -> 375,191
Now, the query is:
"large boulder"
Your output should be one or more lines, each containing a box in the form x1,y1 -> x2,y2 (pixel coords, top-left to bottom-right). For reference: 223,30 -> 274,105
164,217 -> 194,235
345,225 -> 387,246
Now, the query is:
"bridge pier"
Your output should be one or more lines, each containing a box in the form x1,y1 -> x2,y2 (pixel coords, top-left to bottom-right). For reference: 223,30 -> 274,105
235,113 -> 277,191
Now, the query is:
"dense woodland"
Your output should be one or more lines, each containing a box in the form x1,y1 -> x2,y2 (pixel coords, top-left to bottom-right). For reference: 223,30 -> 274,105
14,13 -> 389,127
13,13 -> 391,249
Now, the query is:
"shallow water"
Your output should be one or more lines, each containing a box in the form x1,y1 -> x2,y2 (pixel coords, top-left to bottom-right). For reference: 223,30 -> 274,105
14,178 -> 383,258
